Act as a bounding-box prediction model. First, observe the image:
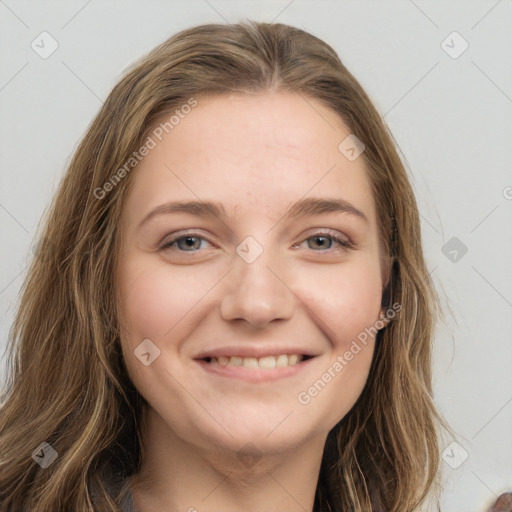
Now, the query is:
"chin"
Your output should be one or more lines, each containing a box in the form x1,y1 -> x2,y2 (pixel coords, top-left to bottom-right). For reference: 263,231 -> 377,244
190,410 -> 320,457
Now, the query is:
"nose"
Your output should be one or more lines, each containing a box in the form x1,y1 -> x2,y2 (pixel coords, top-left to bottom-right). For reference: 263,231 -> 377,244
220,244 -> 295,328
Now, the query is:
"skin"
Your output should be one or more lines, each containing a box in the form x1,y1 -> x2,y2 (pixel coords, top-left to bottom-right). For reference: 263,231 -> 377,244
117,91 -> 389,512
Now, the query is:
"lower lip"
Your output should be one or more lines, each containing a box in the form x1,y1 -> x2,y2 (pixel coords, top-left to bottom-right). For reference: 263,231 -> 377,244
195,357 -> 316,382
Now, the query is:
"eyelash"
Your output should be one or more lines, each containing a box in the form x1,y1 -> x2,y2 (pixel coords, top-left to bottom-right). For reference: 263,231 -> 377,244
159,230 -> 353,253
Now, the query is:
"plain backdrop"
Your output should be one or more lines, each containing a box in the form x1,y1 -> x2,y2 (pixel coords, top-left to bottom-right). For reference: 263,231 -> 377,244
1,1 -> 511,511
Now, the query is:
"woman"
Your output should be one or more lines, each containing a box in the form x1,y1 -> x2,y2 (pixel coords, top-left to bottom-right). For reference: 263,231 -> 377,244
0,20 -> 456,512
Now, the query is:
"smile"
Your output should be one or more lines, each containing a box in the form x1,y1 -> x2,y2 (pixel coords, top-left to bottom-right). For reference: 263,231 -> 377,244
203,354 -> 309,369
195,353 -> 316,382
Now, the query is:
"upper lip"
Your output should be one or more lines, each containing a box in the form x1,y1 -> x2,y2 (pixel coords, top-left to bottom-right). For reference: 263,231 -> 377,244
193,345 -> 319,360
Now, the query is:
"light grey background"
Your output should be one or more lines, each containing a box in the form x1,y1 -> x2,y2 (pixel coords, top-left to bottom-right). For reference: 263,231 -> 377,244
1,1 -> 511,510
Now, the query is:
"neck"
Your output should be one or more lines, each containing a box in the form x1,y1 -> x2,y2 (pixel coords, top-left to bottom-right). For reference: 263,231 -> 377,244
130,408 -> 326,512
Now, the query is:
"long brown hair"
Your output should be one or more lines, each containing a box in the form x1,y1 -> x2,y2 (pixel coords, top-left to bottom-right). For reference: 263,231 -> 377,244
0,20 -> 453,511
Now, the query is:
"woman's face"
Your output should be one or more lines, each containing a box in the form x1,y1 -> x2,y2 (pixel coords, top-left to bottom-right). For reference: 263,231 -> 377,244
117,91 -> 386,457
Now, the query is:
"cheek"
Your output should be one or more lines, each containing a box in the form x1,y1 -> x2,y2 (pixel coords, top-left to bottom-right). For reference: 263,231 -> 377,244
295,270 -> 380,429
295,256 -> 383,349
117,256 -> 214,397
118,255 -> 216,341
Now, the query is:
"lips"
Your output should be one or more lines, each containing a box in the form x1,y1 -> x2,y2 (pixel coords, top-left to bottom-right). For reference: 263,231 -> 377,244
195,349 -> 317,382
193,346 -> 318,380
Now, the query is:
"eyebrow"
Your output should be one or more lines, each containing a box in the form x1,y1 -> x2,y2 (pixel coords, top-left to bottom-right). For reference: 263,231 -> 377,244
138,196 -> 368,229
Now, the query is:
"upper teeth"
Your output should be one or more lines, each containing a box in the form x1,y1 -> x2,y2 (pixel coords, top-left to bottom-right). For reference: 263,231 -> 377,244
209,354 -> 303,369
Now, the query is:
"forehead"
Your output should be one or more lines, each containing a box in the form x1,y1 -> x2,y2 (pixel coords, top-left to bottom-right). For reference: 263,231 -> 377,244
124,91 -> 377,226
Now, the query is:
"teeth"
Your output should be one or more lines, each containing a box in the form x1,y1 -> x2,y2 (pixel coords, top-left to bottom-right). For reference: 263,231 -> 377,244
288,354 -> 299,365
258,356 -> 276,369
242,357 -> 259,369
208,354 -> 304,369
276,354 -> 288,367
